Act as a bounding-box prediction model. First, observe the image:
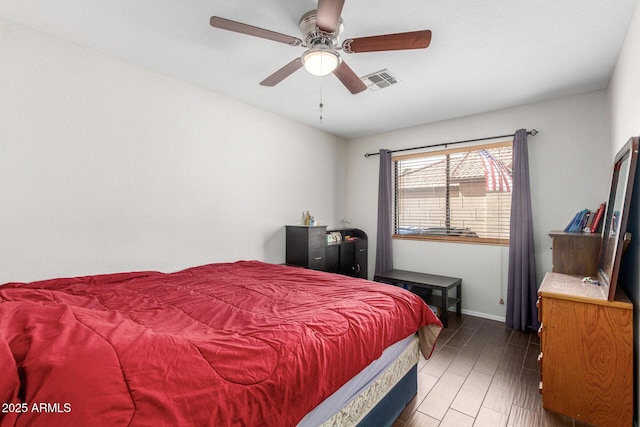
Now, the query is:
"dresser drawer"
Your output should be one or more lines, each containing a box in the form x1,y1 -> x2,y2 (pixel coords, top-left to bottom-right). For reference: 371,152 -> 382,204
307,248 -> 326,270
309,228 -> 327,248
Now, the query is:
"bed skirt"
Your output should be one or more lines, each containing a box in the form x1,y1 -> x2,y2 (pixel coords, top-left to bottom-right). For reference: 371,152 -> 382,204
318,334 -> 420,426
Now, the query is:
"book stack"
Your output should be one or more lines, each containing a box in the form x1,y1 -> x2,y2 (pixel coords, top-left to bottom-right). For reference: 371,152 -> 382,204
564,203 -> 606,233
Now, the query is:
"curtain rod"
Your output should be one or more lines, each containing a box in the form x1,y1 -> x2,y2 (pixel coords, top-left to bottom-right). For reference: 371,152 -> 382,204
363,129 -> 539,158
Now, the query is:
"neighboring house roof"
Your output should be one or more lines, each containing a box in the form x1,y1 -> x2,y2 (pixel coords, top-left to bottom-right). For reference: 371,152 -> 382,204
398,148 -> 512,189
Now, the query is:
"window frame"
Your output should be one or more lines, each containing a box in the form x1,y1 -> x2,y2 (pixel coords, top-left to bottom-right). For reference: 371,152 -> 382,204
392,140 -> 513,246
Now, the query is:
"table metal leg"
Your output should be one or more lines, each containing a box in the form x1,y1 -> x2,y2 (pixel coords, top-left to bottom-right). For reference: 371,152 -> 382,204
441,289 -> 448,328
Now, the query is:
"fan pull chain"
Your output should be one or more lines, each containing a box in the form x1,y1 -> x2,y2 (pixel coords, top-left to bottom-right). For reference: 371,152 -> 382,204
319,80 -> 324,124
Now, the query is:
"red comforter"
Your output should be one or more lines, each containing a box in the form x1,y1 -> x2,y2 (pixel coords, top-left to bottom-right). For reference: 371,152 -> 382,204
0,261 -> 441,426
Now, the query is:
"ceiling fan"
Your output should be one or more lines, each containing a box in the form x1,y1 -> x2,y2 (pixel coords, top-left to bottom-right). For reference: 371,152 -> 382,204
210,0 -> 432,94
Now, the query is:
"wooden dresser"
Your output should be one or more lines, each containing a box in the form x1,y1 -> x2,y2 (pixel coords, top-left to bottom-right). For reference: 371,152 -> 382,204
538,232 -> 633,426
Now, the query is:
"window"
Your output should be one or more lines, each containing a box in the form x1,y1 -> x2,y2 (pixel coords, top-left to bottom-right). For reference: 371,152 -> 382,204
393,141 -> 512,245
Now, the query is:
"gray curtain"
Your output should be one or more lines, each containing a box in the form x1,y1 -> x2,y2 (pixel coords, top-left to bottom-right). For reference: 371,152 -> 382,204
375,149 -> 393,275
506,129 -> 539,331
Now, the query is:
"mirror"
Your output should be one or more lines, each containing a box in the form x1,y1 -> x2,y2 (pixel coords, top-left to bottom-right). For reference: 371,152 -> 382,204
598,137 -> 638,300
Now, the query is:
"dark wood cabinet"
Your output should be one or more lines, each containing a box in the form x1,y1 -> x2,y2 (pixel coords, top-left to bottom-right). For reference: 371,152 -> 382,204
285,226 -> 368,279
549,231 -> 601,276
331,230 -> 368,278
285,225 -> 327,271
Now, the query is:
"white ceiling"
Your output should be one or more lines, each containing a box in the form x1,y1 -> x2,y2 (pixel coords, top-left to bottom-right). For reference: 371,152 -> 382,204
1,0 -> 637,139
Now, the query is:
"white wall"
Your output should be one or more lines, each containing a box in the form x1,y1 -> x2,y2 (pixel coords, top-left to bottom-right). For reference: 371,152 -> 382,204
608,0 -> 640,155
606,1 -> 640,425
346,91 -> 610,320
0,19 -> 347,283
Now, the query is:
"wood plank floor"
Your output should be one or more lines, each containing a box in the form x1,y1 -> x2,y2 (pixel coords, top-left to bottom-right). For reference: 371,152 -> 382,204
393,313 -> 592,427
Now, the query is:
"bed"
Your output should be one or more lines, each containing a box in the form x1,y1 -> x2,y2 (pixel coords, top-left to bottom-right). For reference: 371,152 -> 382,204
0,260 -> 441,426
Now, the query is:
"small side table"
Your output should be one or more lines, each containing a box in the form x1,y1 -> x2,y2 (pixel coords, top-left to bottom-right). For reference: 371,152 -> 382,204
374,269 -> 462,328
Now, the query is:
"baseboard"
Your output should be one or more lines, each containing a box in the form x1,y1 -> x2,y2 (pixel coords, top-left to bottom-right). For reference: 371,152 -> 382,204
446,308 -> 506,323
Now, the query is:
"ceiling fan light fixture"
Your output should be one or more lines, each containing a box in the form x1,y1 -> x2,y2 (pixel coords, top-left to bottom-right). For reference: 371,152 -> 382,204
301,47 -> 341,76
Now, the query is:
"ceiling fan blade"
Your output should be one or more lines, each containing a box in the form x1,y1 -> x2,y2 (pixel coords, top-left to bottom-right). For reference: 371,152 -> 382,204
333,61 -> 367,94
342,30 -> 432,53
210,16 -> 302,46
260,58 -> 304,87
316,0 -> 345,33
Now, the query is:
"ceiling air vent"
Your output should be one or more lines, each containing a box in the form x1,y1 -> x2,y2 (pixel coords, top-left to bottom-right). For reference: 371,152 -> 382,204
361,69 -> 399,91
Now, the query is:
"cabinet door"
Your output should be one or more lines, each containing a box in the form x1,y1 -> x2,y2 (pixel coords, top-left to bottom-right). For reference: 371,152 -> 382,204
325,245 -> 340,273
339,242 -> 356,276
354,241 -> 367,278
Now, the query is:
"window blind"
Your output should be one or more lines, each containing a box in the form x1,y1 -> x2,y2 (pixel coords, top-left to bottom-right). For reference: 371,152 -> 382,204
393,141 -> 513,245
